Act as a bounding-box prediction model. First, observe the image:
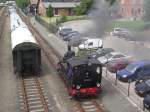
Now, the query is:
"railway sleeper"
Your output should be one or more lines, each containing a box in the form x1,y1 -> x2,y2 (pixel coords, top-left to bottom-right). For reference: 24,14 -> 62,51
25,88 -> 38,91
28,97 -> 41,101
29,105 -> 43,110
27,94 -> 40,97
27,91 -> 39,95
82,105 -> 96,109
24,83 -> 36,86
28,100 -> 43,106
30,108 -> 45,112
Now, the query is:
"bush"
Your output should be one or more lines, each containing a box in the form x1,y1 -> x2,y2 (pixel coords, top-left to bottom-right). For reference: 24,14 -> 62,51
143,22 -> 150,30
60,15 -> 67,23
74,0 -> 93,15
16,0 -> 29,9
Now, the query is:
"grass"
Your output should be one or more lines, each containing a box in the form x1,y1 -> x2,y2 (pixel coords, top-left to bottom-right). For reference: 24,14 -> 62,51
109,20 -> 146,31
66,16 -> 85,21
40,15 -> 85,25
40,16 -> 56,25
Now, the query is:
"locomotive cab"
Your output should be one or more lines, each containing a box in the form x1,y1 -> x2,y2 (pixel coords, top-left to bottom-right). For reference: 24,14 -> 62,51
58,57 -> 102,97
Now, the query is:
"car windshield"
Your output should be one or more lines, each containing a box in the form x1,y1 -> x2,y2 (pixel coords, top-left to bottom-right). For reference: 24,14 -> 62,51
62,28 -> 72,32
146,80 -> 150,86
96,49 -> 102,53
113,54 -> 124,58
115,28 -> 121,31
125,64 -> 137,73
105,53 -> 113,58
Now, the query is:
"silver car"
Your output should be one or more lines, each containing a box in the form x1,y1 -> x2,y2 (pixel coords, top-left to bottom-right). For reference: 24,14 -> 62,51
97,52 -> 131,65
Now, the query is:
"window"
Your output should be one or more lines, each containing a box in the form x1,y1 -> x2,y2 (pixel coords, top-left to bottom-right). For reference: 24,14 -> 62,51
113,54 -> 124,58
138,8 -> 141,15
122,8 -> 124,13
55,8 -> 58,15
143,65 -> 150,71
88,42 -> 93,46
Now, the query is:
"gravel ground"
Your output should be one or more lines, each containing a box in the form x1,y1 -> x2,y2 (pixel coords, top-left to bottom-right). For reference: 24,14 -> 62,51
0,12 -> 17,112
41,54 -> 76,112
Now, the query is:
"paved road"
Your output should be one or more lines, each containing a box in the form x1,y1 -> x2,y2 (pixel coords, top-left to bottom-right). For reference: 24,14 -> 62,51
30,17 -> 144,112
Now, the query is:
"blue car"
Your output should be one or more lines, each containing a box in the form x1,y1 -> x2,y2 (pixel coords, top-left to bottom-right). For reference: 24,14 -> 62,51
116,60 -> 150,82
143,94 -> 150,110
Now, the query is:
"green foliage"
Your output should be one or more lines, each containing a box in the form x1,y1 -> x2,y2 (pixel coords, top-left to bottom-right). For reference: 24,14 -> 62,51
41,15 -> 85,25
109,20 -> 145,31
105,0 -> 116,5
46,5 -> 53,17
15,0 -> 29,9
143,0 -> 150,21
110,1 -> 120,14
60,15 -> 67,23
74,0 -> 93,15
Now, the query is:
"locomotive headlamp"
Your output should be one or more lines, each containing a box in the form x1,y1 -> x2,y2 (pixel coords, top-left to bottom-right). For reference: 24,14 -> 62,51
73,84 -> 75,88
75,67 -> 78,69
76,85 -> 80,89
88,62 -> 92,66
97,83 -> 101,87
96,67 -> 101,74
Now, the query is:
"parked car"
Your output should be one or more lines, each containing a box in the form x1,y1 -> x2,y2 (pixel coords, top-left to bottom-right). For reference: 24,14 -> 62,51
111,28 -> 131,38
143,94 -> 150,110
58,27 -> 72,37
135,79 -> 150,97
116,60 -> 150,82
88,48 -> 114,58
79,38 -> 103,50
97,52 -> 130,65
107,58 -> 132,73
63,31 -> 80,41
135,76 -> 150,86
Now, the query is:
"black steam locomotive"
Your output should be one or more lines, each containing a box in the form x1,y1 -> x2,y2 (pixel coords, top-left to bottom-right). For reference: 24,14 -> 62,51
57,56 -> 102,97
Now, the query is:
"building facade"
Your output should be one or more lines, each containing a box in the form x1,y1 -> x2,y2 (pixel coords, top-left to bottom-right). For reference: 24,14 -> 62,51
119,0 -> 144,19
44,2 -> 80,16
30,0 -> 80,16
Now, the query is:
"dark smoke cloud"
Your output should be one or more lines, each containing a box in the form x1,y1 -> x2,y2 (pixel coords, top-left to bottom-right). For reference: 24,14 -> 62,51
85,0 -> 111,38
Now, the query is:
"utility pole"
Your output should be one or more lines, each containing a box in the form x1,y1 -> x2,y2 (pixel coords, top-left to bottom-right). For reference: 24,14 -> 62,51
36,0 -> 40,14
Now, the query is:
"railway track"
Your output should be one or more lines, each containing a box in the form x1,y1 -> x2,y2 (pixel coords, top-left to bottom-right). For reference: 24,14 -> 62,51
18,75 -> 52,112
74,99 -> 105,112
17,9 -> 105,112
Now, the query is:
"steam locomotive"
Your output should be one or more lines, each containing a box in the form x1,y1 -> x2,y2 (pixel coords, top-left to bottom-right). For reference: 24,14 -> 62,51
57,55 -> 102,97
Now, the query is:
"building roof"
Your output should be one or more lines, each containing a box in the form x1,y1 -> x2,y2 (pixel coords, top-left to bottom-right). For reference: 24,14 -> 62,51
30,0 -> 38,4
44,0 -> 80,2
44,2 -> 80,8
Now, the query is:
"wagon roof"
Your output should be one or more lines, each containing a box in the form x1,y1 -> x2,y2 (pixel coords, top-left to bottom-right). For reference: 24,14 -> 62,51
11,27 -> 38,50
67,57 -> 101,67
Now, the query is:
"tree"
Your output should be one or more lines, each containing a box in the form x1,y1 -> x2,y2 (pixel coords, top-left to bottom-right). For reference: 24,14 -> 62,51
105,0 -> 116,5
74,0 -> 93,15
110,1 -> 120,15
46,5 -> 53,17
15,0 -> 29,9
143,0 -> 150,21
